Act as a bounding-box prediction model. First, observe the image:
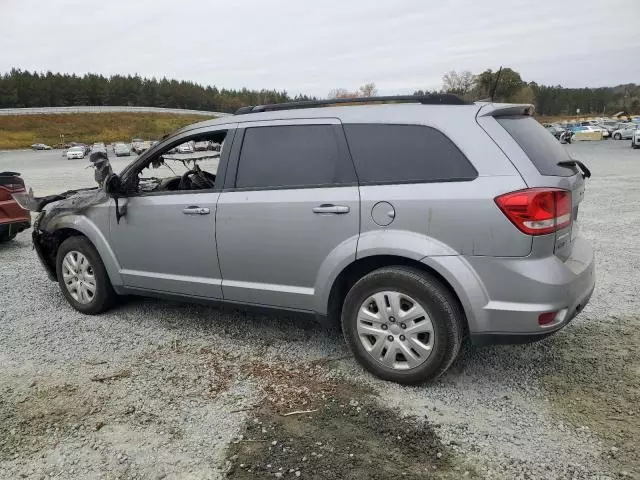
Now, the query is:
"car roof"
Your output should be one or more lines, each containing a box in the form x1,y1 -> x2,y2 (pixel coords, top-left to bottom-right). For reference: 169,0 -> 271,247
174,102 -> 487,135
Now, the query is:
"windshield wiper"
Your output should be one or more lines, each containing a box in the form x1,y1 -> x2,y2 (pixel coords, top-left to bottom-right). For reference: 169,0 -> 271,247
557,159 -> 591,178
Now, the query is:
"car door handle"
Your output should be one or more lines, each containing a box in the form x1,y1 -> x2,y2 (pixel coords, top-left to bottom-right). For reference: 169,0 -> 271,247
182,206 -> 210,215
312,204 -> 350,214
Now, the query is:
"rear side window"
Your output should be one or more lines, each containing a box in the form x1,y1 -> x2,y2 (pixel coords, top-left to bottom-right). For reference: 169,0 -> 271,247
497,116 -> 574,176
235,125 -> 353,189
342,124 -> 477,185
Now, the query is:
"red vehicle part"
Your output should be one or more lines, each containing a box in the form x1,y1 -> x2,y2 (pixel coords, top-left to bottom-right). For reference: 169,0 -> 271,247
0,171 -> 31,241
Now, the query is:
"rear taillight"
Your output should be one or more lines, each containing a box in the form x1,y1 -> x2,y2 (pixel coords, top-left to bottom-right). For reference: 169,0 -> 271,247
495,188 -> 572,236
0,184 -> 25,193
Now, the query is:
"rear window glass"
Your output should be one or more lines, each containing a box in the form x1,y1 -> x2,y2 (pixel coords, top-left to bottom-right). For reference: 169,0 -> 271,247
497,116 -> 574,176
343,124 -> 477,184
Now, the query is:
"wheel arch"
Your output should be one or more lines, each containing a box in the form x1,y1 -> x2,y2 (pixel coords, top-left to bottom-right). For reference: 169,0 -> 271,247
324,254 -> 472,335
36,217 -> 122,286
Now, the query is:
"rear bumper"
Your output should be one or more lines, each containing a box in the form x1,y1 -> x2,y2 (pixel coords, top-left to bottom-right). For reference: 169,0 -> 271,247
0,199 -> 31,228
470,282 -> 594,345
445,235 -> 595,343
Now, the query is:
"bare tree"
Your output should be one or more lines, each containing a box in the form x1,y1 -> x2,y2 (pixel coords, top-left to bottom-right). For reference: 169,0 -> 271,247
442,70 -> 474,95
359,82 -> 378,97
328,88 -> 356,99
328,83 -> 378,99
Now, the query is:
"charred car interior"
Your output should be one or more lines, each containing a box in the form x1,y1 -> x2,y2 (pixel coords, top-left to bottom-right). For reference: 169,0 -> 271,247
132,130 -> 226,194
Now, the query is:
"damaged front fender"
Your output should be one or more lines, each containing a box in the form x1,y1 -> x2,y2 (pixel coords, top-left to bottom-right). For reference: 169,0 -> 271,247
27,188 -> 123,286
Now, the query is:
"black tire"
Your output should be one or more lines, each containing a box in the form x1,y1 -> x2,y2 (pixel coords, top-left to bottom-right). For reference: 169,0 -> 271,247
341,266 -> 464,385
0,231 -> 17,242
614,133 -> 621,140
55,236 -> 117,314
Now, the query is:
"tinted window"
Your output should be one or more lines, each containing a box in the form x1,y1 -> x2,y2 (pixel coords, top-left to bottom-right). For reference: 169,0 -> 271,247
236,125 -> 352,189
497,116 -> 574,176
343,124 -> 477,184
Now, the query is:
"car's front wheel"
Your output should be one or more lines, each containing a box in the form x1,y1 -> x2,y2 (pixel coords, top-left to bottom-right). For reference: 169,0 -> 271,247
614,133 -> 621,140
341,266 -> 465,385
56,236 -> 117,314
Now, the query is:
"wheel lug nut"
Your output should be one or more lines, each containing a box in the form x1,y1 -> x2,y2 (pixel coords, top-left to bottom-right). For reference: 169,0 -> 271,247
399,335 -> 406,341
389,316 -> 396,322
400,323 -> 406,329
381,324 -> 388,330
387,335 -> 394,341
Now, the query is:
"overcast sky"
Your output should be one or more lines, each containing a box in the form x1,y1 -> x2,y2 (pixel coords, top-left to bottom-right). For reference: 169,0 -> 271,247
1,0 -> 638,97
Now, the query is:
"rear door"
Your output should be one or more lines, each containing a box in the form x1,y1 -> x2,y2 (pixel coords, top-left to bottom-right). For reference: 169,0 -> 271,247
478,112 -> 584,260
215,119 -> 360,311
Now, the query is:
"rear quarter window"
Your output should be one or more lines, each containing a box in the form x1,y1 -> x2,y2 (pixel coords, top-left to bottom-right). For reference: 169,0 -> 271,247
497,116 -> 574,177
343,124 -> 477,185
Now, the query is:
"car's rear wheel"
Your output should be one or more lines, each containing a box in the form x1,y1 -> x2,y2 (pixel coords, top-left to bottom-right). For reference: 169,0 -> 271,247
614,133 -> 621,140
56,236 -> 116,314
341,266 -> 464,384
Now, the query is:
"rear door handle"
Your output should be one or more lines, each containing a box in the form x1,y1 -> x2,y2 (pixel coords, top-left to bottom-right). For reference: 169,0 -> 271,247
182,206 -> 210,215
312,204 -> 350,214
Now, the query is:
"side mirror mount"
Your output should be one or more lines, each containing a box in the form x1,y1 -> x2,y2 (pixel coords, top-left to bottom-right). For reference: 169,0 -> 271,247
103,173 -> 128,224
103,173 -> 122,196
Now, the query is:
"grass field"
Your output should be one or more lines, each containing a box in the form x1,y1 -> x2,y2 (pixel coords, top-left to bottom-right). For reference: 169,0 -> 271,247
0,112 -> 217,150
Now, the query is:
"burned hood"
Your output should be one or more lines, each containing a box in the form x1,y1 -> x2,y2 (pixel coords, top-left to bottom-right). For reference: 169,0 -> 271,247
15,186 -> 110,231
15,186 -> 107,212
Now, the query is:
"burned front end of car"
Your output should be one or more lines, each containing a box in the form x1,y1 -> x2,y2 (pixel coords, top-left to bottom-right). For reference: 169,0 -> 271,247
23,188 -> 111,281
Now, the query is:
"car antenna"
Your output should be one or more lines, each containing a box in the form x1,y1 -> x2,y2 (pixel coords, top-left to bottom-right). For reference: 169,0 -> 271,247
489,66 -> 503,102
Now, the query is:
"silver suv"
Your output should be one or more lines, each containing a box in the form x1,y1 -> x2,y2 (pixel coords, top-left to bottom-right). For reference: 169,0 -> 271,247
29,95 -> 595,384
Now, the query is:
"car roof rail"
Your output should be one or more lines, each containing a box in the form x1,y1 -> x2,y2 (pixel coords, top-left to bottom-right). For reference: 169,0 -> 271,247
234,94 -> 469,115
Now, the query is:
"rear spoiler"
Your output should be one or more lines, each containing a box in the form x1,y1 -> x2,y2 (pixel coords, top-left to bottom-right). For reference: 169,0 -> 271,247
477,103 -> 535,117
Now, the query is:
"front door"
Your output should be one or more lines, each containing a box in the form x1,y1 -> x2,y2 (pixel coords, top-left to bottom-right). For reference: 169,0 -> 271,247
109,191 -> 222,298
108,125 -> 235,299
216,120 -> 360,311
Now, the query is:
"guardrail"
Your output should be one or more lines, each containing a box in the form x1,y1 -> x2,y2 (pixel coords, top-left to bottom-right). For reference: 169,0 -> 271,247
0,106 -> 230,116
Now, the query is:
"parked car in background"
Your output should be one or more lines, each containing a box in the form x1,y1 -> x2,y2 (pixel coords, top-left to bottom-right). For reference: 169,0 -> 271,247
571,125 -> 603,141
30,143 -> 52,150
66,146 -> 86,160
0,171 -> 30,242
131,138 -> 144,153
114,142 -> 132,157
91,143 -> 108,155
30,96 -> 595,384
193,140 -> 210,151
131,139 -> 152,154
595,124 -> 612,138
612,123 -> 638,140
177,141 -> 195,153
580,122 -> 609,138
70,143 -> 91,155
545,124 -> 572,143
632,128 -> 640,149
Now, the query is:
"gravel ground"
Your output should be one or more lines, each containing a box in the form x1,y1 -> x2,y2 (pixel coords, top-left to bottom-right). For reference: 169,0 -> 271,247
0,141 -> 638,479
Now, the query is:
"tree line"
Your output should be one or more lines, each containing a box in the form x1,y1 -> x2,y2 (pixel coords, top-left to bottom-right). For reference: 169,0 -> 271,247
1,67 -> 638,116
416,68 -> 639,116
0,69 -> 312,113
